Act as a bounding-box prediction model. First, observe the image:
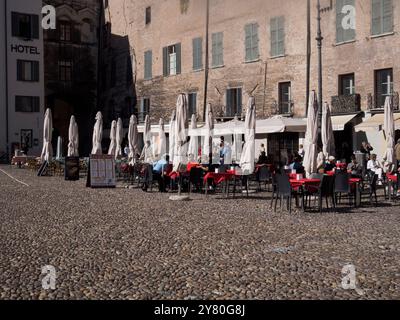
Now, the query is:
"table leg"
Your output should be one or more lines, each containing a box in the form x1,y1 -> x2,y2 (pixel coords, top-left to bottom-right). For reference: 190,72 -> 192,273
388,181 -> 392,202
355,182 -> 361,207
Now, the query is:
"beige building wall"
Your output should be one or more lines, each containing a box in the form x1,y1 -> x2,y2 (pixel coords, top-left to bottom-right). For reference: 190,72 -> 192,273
106,0 -> 400,124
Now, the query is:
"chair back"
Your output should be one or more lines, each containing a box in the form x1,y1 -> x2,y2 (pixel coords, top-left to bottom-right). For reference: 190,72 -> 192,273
334,171 -> 350,193
276,174 -> 291,197
258,166 -> 271,182
368,172 -> 378,192
310,173 -> 323,180
219,165 -> 229,173
320,175 -> 335,197
190,167 -> 203,184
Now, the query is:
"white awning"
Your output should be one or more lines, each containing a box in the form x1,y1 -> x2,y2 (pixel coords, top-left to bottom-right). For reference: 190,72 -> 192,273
257,116 -> 307,133
355,113 -> 400,132
331,114 -> 358,131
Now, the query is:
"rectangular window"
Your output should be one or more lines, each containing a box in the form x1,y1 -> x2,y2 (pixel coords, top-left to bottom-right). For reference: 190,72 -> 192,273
372,0 -> 393,35
192,37 -> 203,70
17,60 -> 39,82
60,22 -> 72,41
144,50 -> 152,80
279,82 -> 292,114
139,98 -> 150,122
336,0 -> 356,43
59,60 -> 73,82
226,88 -> 242,117
11,12 -> 39,39
188,93 -> 197,116
163,44 -> 181,76
375,68 -> 393,108
339,73 -> 355,95
211,32 -> 224,67
15,96 -> 40,113
245,23 -> 259,62
270,16 -> 285,57
145,7 -> 151,25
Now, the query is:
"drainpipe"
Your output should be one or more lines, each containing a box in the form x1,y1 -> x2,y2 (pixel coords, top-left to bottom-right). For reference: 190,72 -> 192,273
4,0 -> 10,161
202,0 -> 210,122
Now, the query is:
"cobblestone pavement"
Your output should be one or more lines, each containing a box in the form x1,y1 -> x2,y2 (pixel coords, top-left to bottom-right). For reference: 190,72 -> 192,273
0,165 -> 399,300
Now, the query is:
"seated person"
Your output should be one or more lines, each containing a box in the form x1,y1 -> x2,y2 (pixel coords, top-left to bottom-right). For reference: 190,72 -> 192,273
367,154 -> 383,182
152,155 -> 170,192
324,156 -> 336,172
347,155 -> 362,177
289,157 -> 304,173
256,151 -> 268,165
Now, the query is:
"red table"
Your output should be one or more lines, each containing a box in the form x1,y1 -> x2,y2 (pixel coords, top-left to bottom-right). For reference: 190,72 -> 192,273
336,163 -> 347,170
204,172 -> 235,185
290,178 -> 320,190
387,174 -> 398,201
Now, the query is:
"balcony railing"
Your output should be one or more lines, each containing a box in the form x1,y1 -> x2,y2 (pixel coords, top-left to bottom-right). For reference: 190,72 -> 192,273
279,101 -> 294,116
367,92 -> 399,111
331,94 -> 361,115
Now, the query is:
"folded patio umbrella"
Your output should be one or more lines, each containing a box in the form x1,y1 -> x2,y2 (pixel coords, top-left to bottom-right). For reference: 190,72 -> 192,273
303,91 -> 319,177
384,96 -> 396,165
231,116 -> 243,163
128,115 -> 139,165
41,108 -> 53,162
202,103 -> 214,164
141,115 -> 154,163
322,102 -> 335,158
173,94 -> 189,171
56,136 -> 63,160
187,114 -> 198,162
169,111 -> 176,163
91,111 -> 103,155
108,120 -> 117,156
239,97 -> 256,175
115,118 -> 123,159
68,115 -> 79,157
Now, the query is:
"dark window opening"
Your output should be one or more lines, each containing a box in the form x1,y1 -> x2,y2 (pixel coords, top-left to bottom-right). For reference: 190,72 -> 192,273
226,88 -> 242,117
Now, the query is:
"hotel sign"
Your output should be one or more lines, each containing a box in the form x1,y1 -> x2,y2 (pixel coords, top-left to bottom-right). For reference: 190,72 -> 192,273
10,44 -> 40,55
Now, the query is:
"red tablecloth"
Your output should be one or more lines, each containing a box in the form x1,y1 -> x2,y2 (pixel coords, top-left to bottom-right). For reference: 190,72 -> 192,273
387,174 -> 398,183
204,172 -> 235,185
336,163 -> 347,170
289,178 -> 321,189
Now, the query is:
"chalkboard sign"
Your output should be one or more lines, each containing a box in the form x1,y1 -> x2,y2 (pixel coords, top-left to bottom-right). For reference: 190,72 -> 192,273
88,154 -> 116,188
37,161 -> 48,176
64,157 -> 80,181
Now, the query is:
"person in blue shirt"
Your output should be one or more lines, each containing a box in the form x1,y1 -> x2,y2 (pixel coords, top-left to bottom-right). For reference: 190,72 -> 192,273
153,155 -> 169,174
152,155 -> 170,192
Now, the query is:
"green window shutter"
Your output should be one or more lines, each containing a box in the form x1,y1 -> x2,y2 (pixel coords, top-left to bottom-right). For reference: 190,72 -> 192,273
33,61 -> 39,81
372,0 -> 382,35
17,60 -> 22,80
193,37 -> 203,70
31,15 -> 39,39
237,89 -> 242,115
12,13 -> 19,37
252,23 -> 259,60
218,32 -> 224,66
212,32 -> 223,67
245,24 -> 252,61
162,46 -> 169,76
175,43 -> 181,74
211,33 -> 216,67
33,97 -> 40,112
277,17 -> 285,56
144,50 -> 152,79
270,17 -> 278,57
382,0 -> 393,33
336,0 -> 344,43
226,90 -> 232,117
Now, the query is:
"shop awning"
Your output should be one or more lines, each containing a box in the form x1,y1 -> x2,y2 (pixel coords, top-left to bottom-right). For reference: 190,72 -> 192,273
355,113 -> 400,132
256,116 -> 307,134
331,114 -> 359,131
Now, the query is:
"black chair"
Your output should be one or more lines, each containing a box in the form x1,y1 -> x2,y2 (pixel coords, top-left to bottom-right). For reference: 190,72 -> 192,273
141,164 -> 155,192
333,171 -> 353,207
307,175 -> 335,213
189,167 -> 204,194
218,164 -> 229,173
257,166 -> 272,191
360,172 -> 378,206
273,174 -> 297,214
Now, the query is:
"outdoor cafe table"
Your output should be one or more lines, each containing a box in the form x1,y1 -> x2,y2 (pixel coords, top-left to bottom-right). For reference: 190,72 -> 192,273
387,174 -> 398,201
204,171 -> 235,196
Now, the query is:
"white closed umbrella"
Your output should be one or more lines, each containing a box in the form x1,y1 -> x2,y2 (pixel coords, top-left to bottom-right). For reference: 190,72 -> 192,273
158,118 -> 167,159
384,96 -> 396,165
187,114 -> 198,162
173,94 -> 189,171
56,136 -> 63,160
68,115 -> 79,157
239,97 -> 256,175
91,111 -> 103,155
41,108 -> 53,162
322,102 -> 335,158
303,91 -> 319,177
231,115 -> 243,163
202,103 -> 214,164
108,120 -> 117,156
128,115 -> 139,165
141,115 -> 154,163
169,111 -> 176,163
115,118 -> 123,159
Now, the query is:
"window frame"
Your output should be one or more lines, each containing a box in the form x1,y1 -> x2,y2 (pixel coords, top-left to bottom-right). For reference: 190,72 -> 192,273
245,22 -> 260,62
211,32 -> 224,68
17,60 -> 39,82
15,96 -> 40,113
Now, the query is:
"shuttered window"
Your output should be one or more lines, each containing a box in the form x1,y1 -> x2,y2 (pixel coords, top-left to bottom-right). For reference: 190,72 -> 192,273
336,0 -> 356,43
192,37 -> 203,70
144,50 -> 152,80
211,32 -> 224,67
375,68 -> 393,108
188,93 -> 197,116
226,88 -> 242,117
372,0 -> 393,35
245,23 -> 259,62
15,96 -> 40,113
270,16 -> 285,57
17,60 -> 39,82
11,12 -> 39,39
163,44 -> 181,76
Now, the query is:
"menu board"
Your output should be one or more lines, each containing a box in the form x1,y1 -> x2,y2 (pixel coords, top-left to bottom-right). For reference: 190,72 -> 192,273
64,157 -> 80,181
89,155 -> 116,188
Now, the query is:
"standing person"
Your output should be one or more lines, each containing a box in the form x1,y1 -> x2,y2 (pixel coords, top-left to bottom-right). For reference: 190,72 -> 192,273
298,144 -> 305,158
395,138 -> 400,168
360,141 -> 373,157
259,143 -> 266,155
219,136 -> 226,165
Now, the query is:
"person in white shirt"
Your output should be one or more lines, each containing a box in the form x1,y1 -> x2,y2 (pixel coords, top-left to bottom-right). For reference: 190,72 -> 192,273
367,154 -> 383,182
298,144 -> 305,158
